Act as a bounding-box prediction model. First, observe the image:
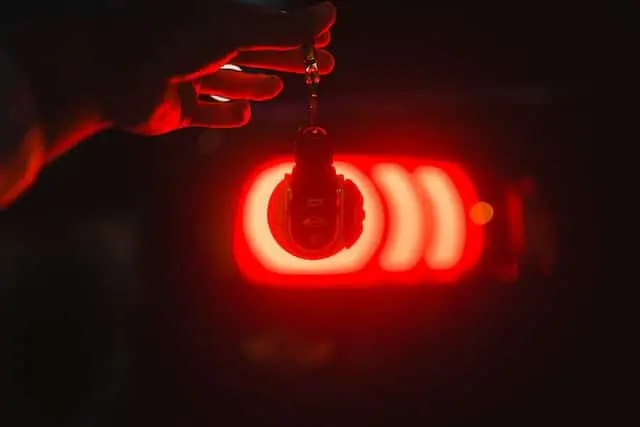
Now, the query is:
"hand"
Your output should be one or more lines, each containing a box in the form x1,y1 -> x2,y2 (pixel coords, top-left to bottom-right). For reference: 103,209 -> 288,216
2,2 -> 336,206
108,1 -> 336,137
6,1 -> 336,160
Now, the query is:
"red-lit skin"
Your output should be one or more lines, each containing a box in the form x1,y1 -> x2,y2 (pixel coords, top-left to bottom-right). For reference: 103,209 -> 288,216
234,156 -> 485,288
1,3 -> 336,206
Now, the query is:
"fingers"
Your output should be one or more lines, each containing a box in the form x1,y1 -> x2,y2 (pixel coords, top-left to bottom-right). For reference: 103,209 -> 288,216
233,48 -> 335,74
233,2 -> 336,52
183,101 -> 250,128
197,69 -> 283,101
170,2 -> 335,83
316,31 -> 331,49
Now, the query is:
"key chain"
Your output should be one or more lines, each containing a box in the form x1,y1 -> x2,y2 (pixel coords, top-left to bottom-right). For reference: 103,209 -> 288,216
266,42 -> 365,260
302,43 -> 321,128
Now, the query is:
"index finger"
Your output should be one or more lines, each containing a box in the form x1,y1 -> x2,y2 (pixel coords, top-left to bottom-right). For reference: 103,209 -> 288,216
232,1 -> 336,52
167,2 -> 336,83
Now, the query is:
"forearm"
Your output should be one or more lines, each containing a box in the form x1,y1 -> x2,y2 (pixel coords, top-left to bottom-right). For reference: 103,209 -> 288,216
0,46 -> 44,207
0,19 -> 112,207
4,16 -> 115,156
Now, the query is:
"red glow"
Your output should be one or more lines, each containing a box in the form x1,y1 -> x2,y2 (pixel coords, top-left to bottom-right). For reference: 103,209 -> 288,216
234,156 -> 485,288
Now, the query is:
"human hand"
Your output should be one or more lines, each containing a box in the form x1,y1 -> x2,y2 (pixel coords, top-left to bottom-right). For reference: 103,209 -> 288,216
101,1 -> 336,136
1,2 -> 336,206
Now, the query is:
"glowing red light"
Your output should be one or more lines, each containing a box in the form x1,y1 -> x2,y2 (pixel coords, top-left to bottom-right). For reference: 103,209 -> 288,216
234,156 -> 485,288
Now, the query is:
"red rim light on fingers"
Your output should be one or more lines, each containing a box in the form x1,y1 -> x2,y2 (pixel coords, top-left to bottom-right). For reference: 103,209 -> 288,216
233,156 -> 485,288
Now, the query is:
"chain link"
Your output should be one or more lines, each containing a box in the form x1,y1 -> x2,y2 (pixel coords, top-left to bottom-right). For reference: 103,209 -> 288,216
303,44 -> 320,127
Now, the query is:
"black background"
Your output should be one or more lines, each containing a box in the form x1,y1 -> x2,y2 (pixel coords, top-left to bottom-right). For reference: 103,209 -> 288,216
1,1 -> 609,426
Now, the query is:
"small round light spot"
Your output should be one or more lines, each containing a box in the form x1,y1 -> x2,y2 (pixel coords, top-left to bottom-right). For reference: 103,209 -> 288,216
470,201 -> 494,225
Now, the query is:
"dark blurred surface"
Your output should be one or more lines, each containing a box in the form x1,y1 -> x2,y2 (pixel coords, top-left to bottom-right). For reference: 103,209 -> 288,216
1,2 -> 607,426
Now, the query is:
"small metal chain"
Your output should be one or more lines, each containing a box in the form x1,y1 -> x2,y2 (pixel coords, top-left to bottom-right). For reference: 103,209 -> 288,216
303,44 -> 320,127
